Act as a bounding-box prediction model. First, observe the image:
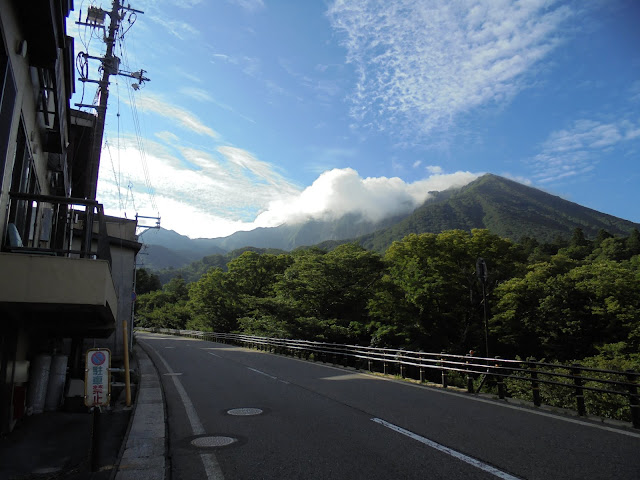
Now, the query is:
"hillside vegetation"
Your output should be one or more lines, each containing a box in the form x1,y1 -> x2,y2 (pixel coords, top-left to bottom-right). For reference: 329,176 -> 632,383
136,227 -> 640,367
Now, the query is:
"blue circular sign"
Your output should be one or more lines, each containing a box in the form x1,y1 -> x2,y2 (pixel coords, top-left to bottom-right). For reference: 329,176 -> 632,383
91,351 -> 106,366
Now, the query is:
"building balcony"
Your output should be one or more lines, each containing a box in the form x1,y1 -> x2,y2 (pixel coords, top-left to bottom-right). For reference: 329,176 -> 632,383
0,193 -> 117,337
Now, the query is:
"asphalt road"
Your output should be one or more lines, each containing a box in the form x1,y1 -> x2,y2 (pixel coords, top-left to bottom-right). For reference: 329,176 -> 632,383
137,332 -> 640,480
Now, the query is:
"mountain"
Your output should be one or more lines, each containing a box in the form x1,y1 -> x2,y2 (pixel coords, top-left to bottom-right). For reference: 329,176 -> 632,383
138,228 -> 226,270
138,212 -> 407,269
358,174 -> 640,252
138,174 -> 640,269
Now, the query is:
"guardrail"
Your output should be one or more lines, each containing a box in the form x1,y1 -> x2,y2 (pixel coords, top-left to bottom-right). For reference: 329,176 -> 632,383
143,328 -> 640,428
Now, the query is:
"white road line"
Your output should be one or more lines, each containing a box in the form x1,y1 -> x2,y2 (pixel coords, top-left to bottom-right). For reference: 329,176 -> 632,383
208,352 -> 221,358
371,418 -> 522,480
146,343 -> 224,480
399,383 -> 640,439
247,367 -> 278,380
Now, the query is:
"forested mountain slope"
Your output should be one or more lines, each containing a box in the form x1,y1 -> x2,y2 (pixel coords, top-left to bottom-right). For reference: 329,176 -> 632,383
358,174 -> 640,252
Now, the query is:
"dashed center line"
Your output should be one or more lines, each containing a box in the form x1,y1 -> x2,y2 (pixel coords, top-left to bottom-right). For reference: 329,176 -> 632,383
247,367 -> 278,380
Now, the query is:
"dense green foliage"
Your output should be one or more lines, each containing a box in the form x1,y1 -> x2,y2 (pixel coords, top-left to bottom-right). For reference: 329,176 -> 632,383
136,228 -> 640,368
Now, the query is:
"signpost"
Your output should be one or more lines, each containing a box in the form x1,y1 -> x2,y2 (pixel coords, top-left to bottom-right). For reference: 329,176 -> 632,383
85,348 -> 111,407
85,348 -> 111,472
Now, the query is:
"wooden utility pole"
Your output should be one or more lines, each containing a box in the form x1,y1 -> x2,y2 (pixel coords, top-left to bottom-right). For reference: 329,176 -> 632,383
76,0 -> 149,200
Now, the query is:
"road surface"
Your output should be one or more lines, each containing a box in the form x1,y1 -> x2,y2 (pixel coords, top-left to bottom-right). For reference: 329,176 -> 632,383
137,332 -> 640,480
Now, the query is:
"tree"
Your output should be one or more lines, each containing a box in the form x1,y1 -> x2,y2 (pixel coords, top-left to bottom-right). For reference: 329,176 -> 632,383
136,268 -> 161,294
492,254 -> 640,360
373,230 -> 523,352
626,228 -> 640,257
274,244 -> 385,343
187,268 -> 240,332
135,275 -> 190,329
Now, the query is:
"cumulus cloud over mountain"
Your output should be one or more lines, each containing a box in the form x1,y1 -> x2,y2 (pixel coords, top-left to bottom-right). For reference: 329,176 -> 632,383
253,168 -> 479,227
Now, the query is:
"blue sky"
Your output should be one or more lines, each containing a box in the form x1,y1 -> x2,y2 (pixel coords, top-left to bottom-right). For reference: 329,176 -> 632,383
69,0 -> 640,238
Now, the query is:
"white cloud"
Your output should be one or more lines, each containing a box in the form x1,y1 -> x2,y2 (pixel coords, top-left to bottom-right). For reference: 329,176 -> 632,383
426,165 -> 443,175
97,142 -> 478,238
135,93 -> 220,139
148,16 -> 199,40
179,87 -> 214,102
96,139 -> 301,238
252,168 -> 479,227
227,0 -> 265,12
531,118 -> 640,184
327,0 -> 576,137
170,0 -> 204,8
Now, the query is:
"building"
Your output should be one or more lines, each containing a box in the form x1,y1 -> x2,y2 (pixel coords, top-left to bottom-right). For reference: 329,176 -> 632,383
0,0 -> 140,434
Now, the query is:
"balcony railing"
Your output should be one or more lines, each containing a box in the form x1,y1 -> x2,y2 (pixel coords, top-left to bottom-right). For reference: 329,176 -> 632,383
3,192 -> 111,266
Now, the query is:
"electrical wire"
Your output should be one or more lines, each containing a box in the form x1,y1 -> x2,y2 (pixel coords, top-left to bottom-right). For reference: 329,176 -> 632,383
104,137 -> 124,210
117,33 -> 158,212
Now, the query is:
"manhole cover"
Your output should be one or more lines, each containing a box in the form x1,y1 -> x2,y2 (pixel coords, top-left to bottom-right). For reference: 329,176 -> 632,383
227,408 -> 263,416
191,436 -> 237,448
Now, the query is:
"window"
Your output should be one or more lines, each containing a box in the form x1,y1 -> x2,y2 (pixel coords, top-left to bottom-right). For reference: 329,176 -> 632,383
0,33 -> 17,192
9,122 -> 40,245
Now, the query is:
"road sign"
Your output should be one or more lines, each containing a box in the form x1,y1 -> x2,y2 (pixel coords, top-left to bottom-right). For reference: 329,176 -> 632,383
85,348 -> 111,407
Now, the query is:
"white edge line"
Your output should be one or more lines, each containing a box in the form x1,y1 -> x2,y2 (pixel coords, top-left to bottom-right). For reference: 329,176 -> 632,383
144,342 -> 225,480
412,384 -> 640,439
371,418 -> 521,480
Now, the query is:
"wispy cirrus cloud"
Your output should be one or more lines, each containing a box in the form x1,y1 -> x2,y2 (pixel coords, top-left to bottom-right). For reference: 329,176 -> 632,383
327,0 -> 578,138
170,0 -> 204,8
97,138 -> 301,238
135,93 -> 220,139
148,16 -> 199,40
179,87 -> 214,102
227,0 -> 265,13
531,118 -> 640,184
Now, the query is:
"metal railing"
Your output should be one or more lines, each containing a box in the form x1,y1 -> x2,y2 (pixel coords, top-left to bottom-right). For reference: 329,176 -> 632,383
3,192 -> 111,265
144,328 -> 640,429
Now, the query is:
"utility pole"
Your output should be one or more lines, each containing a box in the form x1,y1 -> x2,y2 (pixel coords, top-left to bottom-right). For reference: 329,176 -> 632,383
76,0 -> 149,200
476,257 -> 490,358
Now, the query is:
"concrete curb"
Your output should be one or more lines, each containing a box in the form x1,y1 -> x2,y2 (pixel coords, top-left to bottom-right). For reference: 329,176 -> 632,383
113,344 -> 167,480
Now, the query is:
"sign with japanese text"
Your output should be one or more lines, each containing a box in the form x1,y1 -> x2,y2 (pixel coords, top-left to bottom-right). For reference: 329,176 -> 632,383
84,348 -> 111,407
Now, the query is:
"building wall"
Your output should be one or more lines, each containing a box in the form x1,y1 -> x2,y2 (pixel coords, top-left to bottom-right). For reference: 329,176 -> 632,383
89,217 -> 141,359
0,2 -> 57,228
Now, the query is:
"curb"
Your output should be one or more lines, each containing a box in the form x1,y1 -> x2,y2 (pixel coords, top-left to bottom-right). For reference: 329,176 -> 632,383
113,342 -> 167,480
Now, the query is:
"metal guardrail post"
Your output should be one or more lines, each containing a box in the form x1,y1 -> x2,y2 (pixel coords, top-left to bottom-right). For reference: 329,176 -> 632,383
572,365 -> 586,417
466,354 -> 474,393
626,370 -> 639,429
440,353 -> 447,388
529,359 -> 541,407
495,356 -> 505,399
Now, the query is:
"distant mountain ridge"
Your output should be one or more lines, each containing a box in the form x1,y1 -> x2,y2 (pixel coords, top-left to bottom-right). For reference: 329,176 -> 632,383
139,174 -> 640,269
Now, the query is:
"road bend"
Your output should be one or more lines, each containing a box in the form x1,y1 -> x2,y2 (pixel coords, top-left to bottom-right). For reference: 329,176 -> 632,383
136,332 -> 640,480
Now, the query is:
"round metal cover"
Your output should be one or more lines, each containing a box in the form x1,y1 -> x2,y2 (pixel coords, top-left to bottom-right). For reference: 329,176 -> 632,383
191,436 -> 237,448
227,408 -> 263,416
